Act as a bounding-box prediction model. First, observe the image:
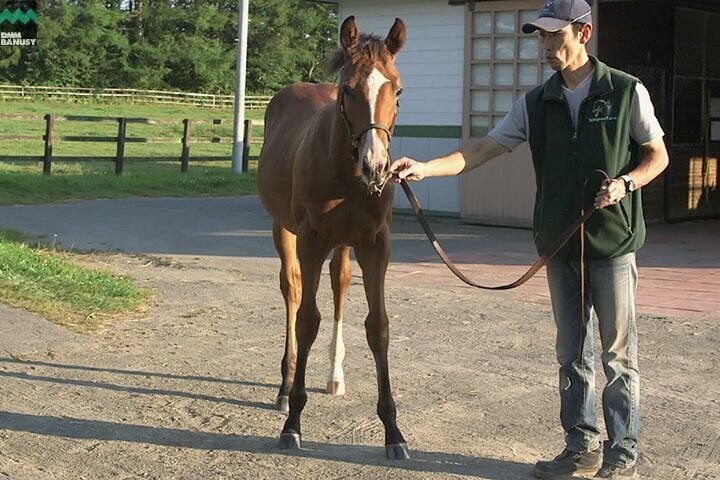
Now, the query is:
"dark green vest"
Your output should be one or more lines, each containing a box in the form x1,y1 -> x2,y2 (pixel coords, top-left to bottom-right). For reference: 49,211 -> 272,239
525,56 -> 646,259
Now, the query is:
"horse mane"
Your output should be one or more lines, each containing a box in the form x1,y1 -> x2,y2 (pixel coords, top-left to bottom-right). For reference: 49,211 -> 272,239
327,33 -> 391,80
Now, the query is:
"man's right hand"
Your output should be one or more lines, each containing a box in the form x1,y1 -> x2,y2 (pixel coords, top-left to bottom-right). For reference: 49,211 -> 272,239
388,157 -> 426,183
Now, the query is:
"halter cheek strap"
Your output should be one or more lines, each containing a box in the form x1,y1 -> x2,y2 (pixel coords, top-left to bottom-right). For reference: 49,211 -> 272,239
338,92 -> 394,161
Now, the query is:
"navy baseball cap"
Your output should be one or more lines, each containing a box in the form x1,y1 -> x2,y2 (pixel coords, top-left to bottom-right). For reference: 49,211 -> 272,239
521,0 -> 592,34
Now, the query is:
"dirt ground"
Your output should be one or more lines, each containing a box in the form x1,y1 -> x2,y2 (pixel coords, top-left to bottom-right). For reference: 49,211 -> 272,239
1,247 -> 718,480
0,197 -> 720,480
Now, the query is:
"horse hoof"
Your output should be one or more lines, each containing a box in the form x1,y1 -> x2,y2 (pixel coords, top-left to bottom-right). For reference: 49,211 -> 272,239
385,442 -> 410,460
276,395 -> 289,413
278,433 -> 302,450
326,381 -> 346,396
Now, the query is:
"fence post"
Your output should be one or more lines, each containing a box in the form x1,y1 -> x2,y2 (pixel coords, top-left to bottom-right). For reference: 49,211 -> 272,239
43,114 -> 55,175
181,119 -> 191,173
242,119 -> 252,173
115,117 -> 127,175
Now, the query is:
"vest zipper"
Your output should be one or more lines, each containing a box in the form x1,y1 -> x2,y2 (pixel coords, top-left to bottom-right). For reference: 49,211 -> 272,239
572,95 -> 635,237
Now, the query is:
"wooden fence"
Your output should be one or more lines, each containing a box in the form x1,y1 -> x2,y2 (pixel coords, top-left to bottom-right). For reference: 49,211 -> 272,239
0,85 -> 272,110
0,113 -> 262,174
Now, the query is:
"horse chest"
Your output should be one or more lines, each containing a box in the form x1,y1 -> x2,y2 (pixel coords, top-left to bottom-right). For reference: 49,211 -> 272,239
309,199 -> 388,246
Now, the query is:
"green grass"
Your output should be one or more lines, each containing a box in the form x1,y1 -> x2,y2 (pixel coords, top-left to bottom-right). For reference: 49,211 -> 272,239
0,159 -> 259,205
0,229 -> 152,332
0,99 -> 263,205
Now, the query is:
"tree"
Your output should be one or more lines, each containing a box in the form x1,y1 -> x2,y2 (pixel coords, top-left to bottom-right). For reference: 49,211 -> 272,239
0,0 -> 339,93
246,0 -> 337,93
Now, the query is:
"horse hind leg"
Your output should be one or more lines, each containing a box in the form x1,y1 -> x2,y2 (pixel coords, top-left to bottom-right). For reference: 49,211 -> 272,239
327,245 -> 351,396
272,223 -> 301,413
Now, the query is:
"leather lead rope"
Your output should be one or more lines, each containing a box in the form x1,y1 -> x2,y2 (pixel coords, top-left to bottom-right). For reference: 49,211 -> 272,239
399,169 -> 610,290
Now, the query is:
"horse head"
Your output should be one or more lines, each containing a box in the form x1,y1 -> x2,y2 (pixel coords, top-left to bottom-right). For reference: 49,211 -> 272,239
330,16 -> 406,196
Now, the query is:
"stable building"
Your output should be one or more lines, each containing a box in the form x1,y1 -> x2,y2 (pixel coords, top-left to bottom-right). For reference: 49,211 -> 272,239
313,0 -> 719,225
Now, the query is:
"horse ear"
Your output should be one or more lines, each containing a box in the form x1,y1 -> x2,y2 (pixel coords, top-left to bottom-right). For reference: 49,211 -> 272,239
385,18 -> 406,55
340,16 -> 358,51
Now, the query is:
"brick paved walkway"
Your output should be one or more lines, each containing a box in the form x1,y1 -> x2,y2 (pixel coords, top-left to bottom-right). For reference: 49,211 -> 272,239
388,218 -> 720,320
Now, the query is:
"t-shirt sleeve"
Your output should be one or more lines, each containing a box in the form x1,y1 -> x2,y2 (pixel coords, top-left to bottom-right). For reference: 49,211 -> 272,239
488,93 -> 529,151
630,83 -> 665,145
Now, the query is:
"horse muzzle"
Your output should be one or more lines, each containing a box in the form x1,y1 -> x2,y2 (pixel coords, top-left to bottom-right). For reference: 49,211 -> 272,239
367,170 -> 394,196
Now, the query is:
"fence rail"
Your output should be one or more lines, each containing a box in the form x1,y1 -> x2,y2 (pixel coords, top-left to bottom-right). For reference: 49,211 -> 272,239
0,85 -> 272,109
0,113 -> 261,174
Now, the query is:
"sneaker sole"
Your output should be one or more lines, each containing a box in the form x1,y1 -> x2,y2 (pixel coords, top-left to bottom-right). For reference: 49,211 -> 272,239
534,465 -> 602,479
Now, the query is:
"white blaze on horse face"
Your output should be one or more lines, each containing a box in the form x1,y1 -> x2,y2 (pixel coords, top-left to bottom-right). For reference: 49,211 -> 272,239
360,68 -> 391,176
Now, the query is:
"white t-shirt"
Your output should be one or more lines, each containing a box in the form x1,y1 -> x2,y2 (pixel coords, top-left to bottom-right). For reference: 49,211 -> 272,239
488,70 -> 665,151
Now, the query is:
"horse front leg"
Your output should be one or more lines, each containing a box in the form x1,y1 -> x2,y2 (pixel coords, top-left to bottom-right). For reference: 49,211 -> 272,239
355,226 -> 409,460
327,245 -> 351,396
278,224 -> 330,450
272,223 -> 301,413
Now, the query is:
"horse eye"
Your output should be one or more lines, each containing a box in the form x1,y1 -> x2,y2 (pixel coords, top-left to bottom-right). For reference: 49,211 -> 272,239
396,89 -> 403,97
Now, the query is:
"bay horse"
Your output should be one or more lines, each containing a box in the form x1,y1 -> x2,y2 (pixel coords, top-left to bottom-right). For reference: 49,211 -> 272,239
256,16 -> 409,459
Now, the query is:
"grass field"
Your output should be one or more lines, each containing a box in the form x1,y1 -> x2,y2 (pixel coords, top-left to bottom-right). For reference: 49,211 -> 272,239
0,99 -> 264,205
0,229 -> 151,332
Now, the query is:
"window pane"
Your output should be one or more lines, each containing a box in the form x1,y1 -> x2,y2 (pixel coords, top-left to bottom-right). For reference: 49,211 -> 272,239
712,121 -> 720,142
471,90 -> 490,111
473,38 -> 492,60
707,13 -> 720,78
471,115 -> 489,137
472,64 -> 491,86
494,64 -> 514,86
494,91 -> 513,112
519,9 -> 538,29
495,11 -> 515,34
519,37 -> 539,60
492,115 -> 507,128
495,38 -> 514,60
473,12 -> 492,35
518,63 -> 538,86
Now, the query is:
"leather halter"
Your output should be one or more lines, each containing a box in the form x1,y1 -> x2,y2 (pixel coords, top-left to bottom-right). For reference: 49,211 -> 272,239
338,91 -> 394,161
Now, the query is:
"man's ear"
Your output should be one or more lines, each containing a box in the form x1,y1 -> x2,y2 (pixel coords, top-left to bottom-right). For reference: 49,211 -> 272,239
580,23 -> 593,44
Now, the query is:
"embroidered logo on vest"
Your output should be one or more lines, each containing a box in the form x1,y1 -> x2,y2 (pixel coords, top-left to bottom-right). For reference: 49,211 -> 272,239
589,99 -> 617,123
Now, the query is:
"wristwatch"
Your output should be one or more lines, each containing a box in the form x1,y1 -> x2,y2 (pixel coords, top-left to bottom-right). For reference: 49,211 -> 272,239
620,175 -> 636,193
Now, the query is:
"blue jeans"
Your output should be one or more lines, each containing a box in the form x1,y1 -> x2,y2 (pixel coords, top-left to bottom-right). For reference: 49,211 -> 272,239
546,253 -> 639,468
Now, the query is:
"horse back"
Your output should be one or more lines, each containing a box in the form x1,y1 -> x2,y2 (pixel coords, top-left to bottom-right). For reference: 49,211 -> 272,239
257,83 -> 337,231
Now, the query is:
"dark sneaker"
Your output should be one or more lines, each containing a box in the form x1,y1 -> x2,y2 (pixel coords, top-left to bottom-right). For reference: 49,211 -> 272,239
534,447 -> 602,479
594,463 -> 638,479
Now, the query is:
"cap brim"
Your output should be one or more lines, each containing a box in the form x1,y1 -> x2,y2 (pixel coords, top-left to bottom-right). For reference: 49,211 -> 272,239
521,17 -> 572,34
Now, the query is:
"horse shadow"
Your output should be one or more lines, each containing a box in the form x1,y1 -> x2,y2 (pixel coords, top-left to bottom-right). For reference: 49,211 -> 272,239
0,357 -> 550,479
0,357 -> 324,411
0,410 -> 545,479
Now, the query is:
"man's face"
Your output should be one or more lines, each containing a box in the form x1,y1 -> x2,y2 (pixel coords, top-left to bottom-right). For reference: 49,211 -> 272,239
539,24 -> 588,71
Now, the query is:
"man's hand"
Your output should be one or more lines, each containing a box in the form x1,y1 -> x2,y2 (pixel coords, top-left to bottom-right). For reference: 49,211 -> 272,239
594,178 -> 627,209
388,156 -> 426,183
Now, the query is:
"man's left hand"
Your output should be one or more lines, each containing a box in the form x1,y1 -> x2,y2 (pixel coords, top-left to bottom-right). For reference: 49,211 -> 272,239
594,178 -> 627,209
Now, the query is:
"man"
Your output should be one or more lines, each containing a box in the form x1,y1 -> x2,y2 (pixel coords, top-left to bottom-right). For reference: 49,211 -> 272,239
389,0 -> 669,478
